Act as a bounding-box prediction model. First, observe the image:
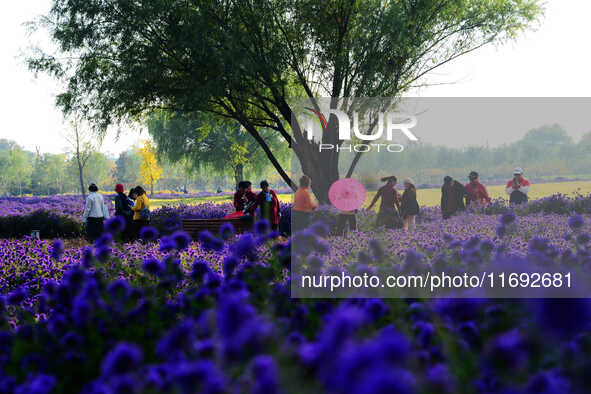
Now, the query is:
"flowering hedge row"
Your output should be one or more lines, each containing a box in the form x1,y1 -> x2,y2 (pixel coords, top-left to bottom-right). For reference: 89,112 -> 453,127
1,211 -> 591,391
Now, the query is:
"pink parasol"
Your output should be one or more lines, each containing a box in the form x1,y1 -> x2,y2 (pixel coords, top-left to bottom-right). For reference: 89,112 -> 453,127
328,178 -> 367,211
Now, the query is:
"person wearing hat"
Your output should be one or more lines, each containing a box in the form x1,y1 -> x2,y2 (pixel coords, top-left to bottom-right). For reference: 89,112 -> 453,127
465,171 -> 491,207
82,183 -> 110,242
506,167 -> 530,204
367,176 -> 402,229
114,184 -> 134,240
441,176 -> 468,219
400,178 -> 420,232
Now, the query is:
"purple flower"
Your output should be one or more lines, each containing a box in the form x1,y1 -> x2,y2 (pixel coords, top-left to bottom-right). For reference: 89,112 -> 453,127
108,279 -> 131,300
230,233 -> 258,261
427,364 -> 455,393
170,360 -> 225,394
94,233 -> 113,248
72,296 -> 91,327
49,239 -> 65,260
94,246 -> 111,262
254,219 -> 271,236
309,221 -> 329,238
101,342 -> 143,377
576,232 -> 590,244
190,259 -> 210,282
568,214 -> 585,230
158,236 -> 176,253
524,370 -> 570,394
495,225 -> 507,238
251,355 -> 280,394
223,256 -> 240,278
219,222 -> 235,240
171,231 -> 191,250
139,226 -> 159,241
156,320 -> 196,361
81,247 -> 93,268
500,212 -> 516,225
7,287 -> 27,305
15,374 -> 56,394
105,216 -> 126,234
198,231 -> 224,252
142,258 -> 164,276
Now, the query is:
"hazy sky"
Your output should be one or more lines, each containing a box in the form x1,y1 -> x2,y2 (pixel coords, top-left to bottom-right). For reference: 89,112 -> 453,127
1,0 -> 590,155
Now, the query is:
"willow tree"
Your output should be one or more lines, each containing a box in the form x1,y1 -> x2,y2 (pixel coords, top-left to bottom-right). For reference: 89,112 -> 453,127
29,0 -> 542,203
147,111 -> 289,189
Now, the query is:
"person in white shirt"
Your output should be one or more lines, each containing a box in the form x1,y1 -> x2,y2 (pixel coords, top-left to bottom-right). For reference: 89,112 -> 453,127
82,183 -> 110,241
505,167 -> 531,204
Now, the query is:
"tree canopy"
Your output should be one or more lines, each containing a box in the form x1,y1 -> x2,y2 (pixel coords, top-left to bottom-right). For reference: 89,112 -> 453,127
29,0 -> 543,202
146,111 -> 289,188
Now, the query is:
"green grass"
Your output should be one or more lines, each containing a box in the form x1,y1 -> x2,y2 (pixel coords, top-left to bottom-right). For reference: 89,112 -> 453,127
149,180 -> 591,210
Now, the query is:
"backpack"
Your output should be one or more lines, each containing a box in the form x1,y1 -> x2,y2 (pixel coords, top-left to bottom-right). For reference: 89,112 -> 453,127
139,207 -> 151,221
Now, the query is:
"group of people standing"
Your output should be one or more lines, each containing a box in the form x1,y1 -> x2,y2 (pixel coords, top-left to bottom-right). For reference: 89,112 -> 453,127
290,167 -> 531,234
233,180 -> 281,230
368,176 -> 420,232
82,183 -> 150,241
441,167 -> 530,218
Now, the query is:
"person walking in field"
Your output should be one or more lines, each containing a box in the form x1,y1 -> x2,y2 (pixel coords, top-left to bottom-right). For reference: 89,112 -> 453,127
441,176 -> 468,219
400,178 -> 420,232
131,186 -> 150,236
465,171 -> 491,206
292,175 -> 318,233
367,176 -> 402,229
82,183 -> 110,242
254,180 -> 281,231
506,167 -> 530,204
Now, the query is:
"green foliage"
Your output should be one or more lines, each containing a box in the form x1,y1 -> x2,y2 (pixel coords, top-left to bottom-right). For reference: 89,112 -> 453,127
147,111 -> 289,186
28,0 -> 543,201
0,211 -> 82,238
115,150 -> 142,185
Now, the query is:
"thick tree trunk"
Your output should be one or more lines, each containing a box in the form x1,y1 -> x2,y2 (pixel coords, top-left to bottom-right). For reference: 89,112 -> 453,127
233,163 -> 244,190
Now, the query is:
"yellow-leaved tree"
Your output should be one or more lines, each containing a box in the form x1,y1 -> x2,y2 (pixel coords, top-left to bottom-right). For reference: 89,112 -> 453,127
136,140 -> 162,196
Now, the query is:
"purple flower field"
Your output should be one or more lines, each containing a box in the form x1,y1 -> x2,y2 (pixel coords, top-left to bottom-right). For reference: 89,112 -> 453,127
1,195 -> 591,392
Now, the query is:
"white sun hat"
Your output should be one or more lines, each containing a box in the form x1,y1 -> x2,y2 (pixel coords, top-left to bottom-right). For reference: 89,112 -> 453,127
513,167 -> 524,175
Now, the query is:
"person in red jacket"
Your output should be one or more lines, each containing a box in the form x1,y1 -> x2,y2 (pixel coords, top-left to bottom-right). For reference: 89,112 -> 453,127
233,181 -> 257,214
465,171 -> 491,206
254,180 -> 281,231
506,167 -> 530,204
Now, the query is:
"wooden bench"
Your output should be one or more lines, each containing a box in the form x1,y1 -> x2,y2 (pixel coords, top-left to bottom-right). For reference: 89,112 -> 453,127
181,217 -> 253,239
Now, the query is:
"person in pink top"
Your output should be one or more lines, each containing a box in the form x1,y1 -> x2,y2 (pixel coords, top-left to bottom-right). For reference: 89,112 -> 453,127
506,167 -> 530,204
465,171 -> 491,206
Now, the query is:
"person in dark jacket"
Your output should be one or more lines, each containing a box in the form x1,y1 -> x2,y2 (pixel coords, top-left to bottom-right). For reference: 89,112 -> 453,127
114,184 -> 134,240
441,176 -> 468,219
367,176 -> 402,229
254,180 -> 281,231
401,178 -> 420,232
233,181 -> 257,215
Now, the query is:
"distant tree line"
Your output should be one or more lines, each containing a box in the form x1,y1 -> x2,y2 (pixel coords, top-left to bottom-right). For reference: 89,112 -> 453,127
348,124 -> 591,187
0,139 -> 284,197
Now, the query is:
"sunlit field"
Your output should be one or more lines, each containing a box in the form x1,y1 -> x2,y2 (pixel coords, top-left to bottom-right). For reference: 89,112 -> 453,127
149,180 -> 591,210
414,180 -> 591,207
